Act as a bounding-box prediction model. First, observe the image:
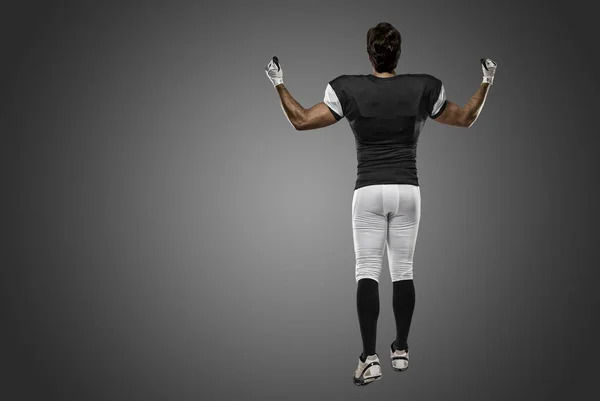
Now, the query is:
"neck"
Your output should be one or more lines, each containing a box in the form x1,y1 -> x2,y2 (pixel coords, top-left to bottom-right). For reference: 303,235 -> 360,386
372,69 -> 396,78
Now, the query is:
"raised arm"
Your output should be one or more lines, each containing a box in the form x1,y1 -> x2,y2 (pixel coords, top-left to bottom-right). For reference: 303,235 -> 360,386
433,58 -> 497,128
275,85 -> 338,131
265,56 -> 339,131
433,83 -> 491,128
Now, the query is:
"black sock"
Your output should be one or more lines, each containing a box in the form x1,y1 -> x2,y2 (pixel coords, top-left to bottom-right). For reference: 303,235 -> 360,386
392,279 -> 415,352
357,278 -> 379,361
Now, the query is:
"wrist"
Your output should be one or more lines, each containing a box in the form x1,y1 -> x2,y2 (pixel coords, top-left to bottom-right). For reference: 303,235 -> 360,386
272,78 -> 284,87
482,76 -> 494,85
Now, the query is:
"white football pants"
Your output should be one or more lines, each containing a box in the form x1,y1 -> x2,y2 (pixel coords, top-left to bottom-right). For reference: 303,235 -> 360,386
352,184 -> 421,283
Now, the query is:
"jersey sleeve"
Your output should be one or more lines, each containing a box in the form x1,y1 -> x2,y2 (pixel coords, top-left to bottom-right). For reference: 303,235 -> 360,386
323,76 -> 346,120
423,75 -> 447,119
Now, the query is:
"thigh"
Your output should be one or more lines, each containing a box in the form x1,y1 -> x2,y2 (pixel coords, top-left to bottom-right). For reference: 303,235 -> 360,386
386,185 -> 421,264
352,186 -> 388,273
353,185 -> 387,245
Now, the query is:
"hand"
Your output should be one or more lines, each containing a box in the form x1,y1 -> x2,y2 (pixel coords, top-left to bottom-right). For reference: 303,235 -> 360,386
265,56 -> 284,87
480,58 -> 497,85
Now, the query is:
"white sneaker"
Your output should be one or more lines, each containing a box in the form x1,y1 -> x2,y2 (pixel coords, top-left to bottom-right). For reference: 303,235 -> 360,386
390,344 -> 409,372
353,354 -> 382,386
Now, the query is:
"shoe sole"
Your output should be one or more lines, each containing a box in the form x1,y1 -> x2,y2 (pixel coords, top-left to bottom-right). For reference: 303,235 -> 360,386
353,374 -> 382,386
391,366 -> 408,372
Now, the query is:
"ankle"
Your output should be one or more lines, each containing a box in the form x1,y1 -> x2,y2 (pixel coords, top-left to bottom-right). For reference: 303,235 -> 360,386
392,341 -> 408,353
361,352 -> 376,362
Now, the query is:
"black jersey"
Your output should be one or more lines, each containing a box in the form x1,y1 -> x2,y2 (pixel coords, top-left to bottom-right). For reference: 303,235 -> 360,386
323,74 -> 446,190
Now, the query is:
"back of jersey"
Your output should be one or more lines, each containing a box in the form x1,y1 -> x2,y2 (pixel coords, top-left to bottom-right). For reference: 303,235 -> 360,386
323,74 -> 446,190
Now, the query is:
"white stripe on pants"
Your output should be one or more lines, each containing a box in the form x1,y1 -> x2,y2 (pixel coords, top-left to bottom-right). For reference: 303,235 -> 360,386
352,184 -> 421,283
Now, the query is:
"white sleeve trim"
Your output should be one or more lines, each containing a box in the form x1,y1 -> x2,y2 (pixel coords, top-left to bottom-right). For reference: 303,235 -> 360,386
323,83 -> 343,117
431,84 -> 446,116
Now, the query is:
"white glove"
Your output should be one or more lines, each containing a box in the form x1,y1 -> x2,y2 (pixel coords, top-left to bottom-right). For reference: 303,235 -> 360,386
265,56 -> 284,87
481,58 -> 497,85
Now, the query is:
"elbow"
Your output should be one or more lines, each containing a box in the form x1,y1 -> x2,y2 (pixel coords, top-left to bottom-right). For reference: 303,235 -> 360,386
292,121 -> 306,131
292,116 -> 308,131
461,115 -> 477,128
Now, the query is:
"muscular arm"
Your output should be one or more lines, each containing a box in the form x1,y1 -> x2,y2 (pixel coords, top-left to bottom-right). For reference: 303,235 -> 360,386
275,84 -> 338,131
434,82 -> 491,128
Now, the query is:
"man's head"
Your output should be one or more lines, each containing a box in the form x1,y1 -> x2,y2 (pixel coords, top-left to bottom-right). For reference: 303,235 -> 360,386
367,22 -> 402,73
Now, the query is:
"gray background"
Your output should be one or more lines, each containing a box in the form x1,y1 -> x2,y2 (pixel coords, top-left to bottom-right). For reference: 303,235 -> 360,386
3,1 -> 599,400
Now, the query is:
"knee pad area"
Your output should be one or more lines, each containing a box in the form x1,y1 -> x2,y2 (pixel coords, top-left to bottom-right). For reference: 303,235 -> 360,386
390,262 -> 413,282
356,267 -> 380,283
355,255 -> 383,283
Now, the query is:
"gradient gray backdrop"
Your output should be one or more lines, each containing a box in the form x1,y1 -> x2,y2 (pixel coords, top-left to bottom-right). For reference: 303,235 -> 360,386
3,1 -> 599,400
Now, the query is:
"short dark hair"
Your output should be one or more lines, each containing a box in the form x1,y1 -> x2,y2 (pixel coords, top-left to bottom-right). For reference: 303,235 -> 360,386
367,22 -> 402,73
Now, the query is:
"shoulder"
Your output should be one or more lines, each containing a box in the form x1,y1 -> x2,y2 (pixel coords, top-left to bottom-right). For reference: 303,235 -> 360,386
416,74 -> 444,90
330,74 -> 367,82
328,74 -> 370,91
402,73 -> 442,84
400,74 -> 444,96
